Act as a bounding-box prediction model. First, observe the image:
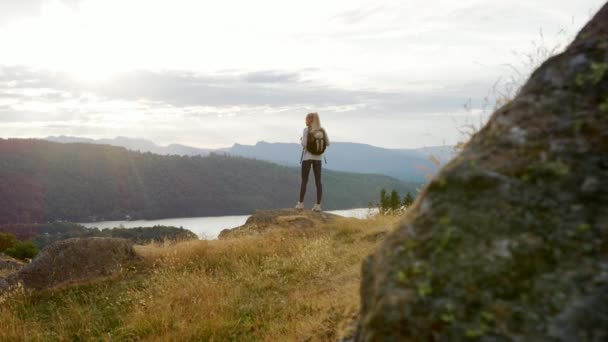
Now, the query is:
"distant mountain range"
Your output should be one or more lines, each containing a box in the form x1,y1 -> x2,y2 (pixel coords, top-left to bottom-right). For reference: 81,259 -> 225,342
45,136 -> 214,156
0,139 -> 418,224
46,136 -> 456,182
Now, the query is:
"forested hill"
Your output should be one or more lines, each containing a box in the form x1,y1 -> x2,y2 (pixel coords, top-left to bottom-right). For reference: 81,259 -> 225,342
46,136 -> 455,182
0,139 -> 418,224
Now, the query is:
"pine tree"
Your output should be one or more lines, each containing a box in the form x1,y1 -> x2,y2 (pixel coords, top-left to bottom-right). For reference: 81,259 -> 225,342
403,191 -> 414,208
379,188 -> 389,214
390,190 -> 401,212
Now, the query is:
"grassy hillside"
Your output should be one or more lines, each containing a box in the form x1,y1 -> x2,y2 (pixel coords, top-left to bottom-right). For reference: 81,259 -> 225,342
0,215 -> 400,341
0,139 -> 419,224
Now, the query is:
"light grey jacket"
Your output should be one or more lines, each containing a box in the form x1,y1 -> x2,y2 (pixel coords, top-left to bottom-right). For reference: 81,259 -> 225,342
301,127 -> 330,161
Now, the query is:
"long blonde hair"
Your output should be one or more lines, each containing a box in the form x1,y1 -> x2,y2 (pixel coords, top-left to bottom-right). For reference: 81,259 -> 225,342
307,112 -> 322,131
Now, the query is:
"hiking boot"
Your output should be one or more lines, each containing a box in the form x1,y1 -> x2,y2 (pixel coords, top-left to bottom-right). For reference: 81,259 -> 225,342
295,202 -> 304,210
312,204 -> 322,212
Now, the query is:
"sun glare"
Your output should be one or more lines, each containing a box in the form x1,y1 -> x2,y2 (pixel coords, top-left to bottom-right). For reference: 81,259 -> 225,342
2,0 -> 128,83
66,65 -> 117,83
59,56 -> 121,83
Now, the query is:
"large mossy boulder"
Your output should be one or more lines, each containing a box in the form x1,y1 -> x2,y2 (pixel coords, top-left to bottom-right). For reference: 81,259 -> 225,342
7,237 -> 138,290
356,4 -> 608,341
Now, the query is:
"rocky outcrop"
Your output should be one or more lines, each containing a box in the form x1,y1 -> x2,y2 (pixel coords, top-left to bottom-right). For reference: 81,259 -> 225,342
0,254 -> 25,273
0,277 -> 8,292
6,237 -> 139,290
218,209 -> 343,239
356,4 -> 608,342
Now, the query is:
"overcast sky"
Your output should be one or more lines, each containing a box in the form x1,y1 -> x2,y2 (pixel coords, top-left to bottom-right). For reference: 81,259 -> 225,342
0,0 -> 604,148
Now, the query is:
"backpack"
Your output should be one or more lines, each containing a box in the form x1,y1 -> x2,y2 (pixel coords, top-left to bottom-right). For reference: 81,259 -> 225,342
306,128 -> 327,155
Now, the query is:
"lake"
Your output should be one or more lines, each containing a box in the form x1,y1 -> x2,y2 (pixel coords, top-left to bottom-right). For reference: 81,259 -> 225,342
80,208 -> 377,239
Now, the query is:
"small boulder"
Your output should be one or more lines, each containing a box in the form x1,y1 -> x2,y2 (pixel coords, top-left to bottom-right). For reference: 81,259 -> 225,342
7,237 -> 139,290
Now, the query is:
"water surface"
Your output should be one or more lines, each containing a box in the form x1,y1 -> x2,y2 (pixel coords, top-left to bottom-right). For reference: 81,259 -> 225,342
81,208 -> 377,239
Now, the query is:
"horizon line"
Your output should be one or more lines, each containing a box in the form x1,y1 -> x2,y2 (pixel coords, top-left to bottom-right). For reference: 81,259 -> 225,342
2,135 -> 455,151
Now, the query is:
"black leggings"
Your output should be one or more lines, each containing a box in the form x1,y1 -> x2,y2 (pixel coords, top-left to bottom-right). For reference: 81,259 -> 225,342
299,160 -> 322,204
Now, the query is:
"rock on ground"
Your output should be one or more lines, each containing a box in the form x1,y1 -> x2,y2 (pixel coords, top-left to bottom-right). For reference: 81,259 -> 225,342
219,208 -> 343,239
6,237 -> 139,290
0,254 -> 25,273
0,277 -> 8,292
355,4 -> 608,342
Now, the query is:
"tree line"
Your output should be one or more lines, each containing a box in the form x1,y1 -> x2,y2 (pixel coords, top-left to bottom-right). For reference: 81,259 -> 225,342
0,139 -> 420,224
376,188 -> 416,215
0,223 -> 199,260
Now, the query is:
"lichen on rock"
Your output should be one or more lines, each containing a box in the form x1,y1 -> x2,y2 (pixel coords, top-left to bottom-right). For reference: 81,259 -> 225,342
355,3 -> 608,341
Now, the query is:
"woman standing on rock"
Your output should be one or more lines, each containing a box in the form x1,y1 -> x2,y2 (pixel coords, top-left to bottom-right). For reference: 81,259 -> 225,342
295,112 -> 329,211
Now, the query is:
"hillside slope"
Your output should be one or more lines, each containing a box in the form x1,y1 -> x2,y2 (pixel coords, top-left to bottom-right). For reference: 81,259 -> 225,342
0,214 -> 400,341
221,141 -> 454,181
46,136 -> 214,156
46,136 -> 455,182
0,139 -> 417,224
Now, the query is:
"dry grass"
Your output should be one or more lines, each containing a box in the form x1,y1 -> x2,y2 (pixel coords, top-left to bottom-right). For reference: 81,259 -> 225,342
0,269 -> 14,277
0,215 -> 400,341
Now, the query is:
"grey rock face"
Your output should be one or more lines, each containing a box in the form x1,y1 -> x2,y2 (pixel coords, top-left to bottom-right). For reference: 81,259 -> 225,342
0,277 -> 8,292
0,256 -> 24,272
356,4 -> 608,341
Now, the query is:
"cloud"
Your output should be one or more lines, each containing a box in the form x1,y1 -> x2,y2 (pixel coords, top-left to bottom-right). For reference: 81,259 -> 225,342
0,64 -> 492,148
0,1 -> 44,23
331,5 -> 387,25
241,71 -> 300,84
1,0 -> 604,148
0,0 -> 83,25
0,65 -> 491,116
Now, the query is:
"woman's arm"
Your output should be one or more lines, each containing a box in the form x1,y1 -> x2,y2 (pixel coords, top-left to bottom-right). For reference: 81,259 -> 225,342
301,128 -> 308,148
